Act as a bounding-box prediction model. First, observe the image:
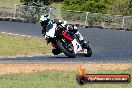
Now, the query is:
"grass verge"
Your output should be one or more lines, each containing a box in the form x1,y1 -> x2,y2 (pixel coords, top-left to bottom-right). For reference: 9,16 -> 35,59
0,0 -> 20,4
0,68 -> 131,88
0,0 -> 20,8
0,33 -> 52,56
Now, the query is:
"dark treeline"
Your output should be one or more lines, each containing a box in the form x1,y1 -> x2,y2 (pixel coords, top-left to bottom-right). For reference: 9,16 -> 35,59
62,0 -> 132,16
20,0 -> 63,5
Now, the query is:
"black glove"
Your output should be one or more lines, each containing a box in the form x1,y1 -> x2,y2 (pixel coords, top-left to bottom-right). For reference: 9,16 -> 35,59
67,25 -> 78,33
42,28 -> 46,36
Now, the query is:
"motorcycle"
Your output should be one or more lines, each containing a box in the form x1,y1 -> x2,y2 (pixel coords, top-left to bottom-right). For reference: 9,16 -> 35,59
44,21 -> 92,58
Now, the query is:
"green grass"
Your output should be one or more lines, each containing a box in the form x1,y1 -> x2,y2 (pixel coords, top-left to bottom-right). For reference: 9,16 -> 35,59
0,68 -> 132,88
0,33 -> 52,56
0,0 -> 20,7
0,0 -> 20,4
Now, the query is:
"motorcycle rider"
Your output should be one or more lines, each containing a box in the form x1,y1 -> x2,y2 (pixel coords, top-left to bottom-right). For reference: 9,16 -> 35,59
40,14 -> 88,54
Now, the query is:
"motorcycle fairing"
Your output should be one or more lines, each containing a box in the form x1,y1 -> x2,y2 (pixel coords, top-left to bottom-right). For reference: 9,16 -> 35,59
62,31 -> 73,41
71,39 -> 87,54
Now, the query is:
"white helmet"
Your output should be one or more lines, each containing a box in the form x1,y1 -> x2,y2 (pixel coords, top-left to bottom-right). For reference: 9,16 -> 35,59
40,14 -> 50,22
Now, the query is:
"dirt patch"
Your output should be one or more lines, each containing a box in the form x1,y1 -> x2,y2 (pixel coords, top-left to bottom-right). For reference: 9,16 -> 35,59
0,63 -> 132,74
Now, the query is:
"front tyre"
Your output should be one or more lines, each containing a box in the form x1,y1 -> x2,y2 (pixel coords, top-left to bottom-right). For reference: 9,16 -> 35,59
56,40 -> 75,58
85,46 -> 92,57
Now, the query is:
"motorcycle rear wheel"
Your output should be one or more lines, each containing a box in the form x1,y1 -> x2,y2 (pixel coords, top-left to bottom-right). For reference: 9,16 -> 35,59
56,40 -> 75,58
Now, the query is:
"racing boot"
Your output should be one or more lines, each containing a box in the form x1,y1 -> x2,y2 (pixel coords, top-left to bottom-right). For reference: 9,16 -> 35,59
52,48 -> 62,55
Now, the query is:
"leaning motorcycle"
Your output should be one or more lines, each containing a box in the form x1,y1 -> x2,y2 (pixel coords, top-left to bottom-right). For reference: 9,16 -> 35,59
44,21 -> 92,58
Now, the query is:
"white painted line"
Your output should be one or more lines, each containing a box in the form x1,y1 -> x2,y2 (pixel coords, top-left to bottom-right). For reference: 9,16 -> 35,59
1,32 -> 6,33
21,35 -> 26,37
8,33 -> 13,35
15,34 -> 18,35
0,53 -> 52,59
27,36 -> 32,38
0,31 -> 43,39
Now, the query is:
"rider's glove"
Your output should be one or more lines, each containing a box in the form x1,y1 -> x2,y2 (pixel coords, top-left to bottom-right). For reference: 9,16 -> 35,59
66,25 -> 78,33
42,27 -> 46,36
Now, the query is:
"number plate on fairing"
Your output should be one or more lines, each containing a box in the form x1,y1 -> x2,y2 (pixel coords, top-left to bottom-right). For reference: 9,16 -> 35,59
71,39 -> 87,54
77,49 -> 87,54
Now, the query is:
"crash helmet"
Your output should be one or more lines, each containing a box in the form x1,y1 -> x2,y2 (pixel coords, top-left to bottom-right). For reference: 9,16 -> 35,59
40,14 -> 51,27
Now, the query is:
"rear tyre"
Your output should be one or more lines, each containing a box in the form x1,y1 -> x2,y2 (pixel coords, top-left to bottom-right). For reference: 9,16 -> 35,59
56,40 -> 75,58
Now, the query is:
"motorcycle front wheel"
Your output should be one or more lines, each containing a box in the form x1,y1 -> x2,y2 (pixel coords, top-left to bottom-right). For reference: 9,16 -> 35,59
85,46 -> 92,57
56,40 -> 75,58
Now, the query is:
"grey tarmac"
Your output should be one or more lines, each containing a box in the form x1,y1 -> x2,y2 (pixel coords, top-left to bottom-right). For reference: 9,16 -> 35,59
0,21 -> 132,63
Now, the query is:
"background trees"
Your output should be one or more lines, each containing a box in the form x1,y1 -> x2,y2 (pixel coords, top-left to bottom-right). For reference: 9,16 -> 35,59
20,0 -> 131,15
62,0 -> 109,14
62,0 -> 131,15
20,0 -> 63,6
109,0 -> 131,16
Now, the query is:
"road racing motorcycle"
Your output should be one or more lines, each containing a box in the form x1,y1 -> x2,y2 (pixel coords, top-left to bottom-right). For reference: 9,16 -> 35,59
44,21 -> 92,58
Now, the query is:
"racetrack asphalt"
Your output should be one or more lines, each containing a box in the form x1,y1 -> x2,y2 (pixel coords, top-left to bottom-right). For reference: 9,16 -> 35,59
0,21 -> 132,63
